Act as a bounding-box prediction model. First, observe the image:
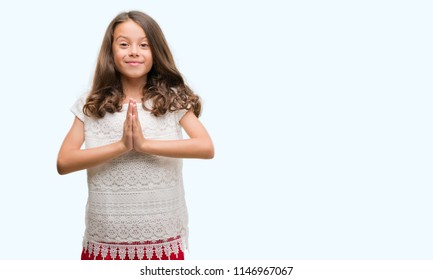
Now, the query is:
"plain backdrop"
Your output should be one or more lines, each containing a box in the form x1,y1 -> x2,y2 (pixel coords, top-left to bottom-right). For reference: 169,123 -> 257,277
0,0 -> 432,259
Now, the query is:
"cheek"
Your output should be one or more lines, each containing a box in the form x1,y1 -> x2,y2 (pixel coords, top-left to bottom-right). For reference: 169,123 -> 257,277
113,52 -> 125,67
114,50 -> 123,59
146,52 -> 153,64
112,56 -> 121,69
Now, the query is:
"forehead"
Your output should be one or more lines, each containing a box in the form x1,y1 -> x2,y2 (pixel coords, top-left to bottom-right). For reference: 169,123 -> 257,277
113,19 -> 147,39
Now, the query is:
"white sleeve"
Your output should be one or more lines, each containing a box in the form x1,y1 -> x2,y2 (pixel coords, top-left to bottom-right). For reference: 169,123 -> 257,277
175,109 -> 189,124
70,94 -> 88,122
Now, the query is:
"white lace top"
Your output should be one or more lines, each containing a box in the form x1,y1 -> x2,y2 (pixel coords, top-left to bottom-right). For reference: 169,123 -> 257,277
71,95 -> 188,260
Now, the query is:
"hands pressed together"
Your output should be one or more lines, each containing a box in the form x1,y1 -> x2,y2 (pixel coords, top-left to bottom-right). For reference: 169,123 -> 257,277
121,98 -> 147,153
57,96 -> 213,175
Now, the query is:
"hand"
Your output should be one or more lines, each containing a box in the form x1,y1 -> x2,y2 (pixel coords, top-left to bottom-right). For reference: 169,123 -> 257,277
130,99 -> 147,153
120,99 -> 134,152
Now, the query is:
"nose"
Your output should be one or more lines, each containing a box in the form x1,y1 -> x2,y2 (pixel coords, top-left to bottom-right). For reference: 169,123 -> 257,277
129,45 -> 138,56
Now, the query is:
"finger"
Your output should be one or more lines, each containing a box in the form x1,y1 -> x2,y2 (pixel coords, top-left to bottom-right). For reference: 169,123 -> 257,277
133,102 -> 137,117
125,111 -> 131,130
133,102 -> 140,123
124,102 -> 130,125
125,98 -> 132,118
132,105 -> 138,130
127,99 -> 133,116
134,107 -> 143,135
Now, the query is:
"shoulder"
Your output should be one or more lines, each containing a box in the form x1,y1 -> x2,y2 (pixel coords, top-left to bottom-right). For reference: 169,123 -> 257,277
70,93 -> 90,122
73,92 -> 89,107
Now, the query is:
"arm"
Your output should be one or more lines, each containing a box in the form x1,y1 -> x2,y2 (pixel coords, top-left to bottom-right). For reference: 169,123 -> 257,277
131,101 -> 214,159
57,104 -> 134,175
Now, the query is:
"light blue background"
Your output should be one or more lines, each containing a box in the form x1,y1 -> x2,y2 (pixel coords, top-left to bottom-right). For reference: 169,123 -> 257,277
0,0 -> 432,259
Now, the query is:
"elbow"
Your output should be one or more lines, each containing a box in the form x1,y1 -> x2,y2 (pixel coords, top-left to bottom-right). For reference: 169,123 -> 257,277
57,162 -> 66,175
201,142 -> 215,159
56,157 -> 69,175
205,146 -> 215,159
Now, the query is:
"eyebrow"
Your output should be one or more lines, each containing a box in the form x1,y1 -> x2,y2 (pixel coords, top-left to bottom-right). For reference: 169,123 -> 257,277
114,35 -> 148,41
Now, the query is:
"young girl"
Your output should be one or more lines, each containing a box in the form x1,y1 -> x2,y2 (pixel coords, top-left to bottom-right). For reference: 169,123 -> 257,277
57,11 -> 214,260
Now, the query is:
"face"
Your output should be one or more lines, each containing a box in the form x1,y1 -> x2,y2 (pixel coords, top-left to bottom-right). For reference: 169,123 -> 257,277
112,20 -> 153,82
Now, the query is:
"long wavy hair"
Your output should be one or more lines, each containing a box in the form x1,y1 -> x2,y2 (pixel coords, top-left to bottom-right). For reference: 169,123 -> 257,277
83,11 -> 201,118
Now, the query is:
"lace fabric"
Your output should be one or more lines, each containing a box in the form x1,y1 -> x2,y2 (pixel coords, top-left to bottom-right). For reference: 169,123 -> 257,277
82,236 -> 186,260
71,95 -> 189,260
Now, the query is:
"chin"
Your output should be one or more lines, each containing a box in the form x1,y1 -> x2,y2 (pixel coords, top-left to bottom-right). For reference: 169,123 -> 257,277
123,72 -> 149,80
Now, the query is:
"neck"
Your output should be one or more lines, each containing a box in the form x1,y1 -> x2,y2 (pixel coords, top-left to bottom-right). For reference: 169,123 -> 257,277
121,76 -> 146,101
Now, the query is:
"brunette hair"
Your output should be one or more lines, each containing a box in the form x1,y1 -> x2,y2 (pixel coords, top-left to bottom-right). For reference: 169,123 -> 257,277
83,11 -> 201,118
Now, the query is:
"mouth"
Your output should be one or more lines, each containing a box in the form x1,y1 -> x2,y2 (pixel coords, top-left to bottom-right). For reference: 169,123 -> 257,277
126,61 -> 143,66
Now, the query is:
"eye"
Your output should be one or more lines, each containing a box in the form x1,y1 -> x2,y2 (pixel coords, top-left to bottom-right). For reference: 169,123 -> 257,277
119,42 -> 129,48
140,43 -> 149,48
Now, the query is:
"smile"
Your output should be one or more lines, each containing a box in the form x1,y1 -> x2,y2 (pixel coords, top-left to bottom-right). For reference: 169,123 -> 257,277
126,61 -> 143,66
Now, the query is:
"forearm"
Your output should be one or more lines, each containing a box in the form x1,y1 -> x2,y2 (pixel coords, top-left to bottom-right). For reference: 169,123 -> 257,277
57,141 -> 128,175
139,138 -> 214,159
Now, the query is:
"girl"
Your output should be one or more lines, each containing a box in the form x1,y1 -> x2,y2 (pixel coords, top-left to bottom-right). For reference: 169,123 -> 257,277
57,11 -> 214,260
